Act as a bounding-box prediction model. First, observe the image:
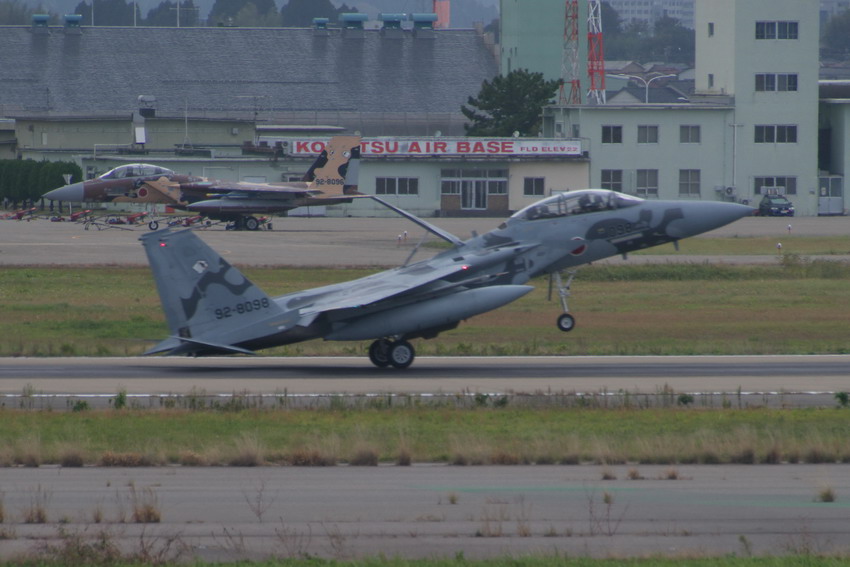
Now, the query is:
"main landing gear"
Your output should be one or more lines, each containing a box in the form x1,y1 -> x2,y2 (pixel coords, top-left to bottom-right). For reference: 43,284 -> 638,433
368,338 -> 415,369
551,270 -> 577,332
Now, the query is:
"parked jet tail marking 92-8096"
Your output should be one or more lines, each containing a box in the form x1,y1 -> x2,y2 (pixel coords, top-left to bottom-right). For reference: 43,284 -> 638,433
42,136 -> 361,231
140,191 -> 753,368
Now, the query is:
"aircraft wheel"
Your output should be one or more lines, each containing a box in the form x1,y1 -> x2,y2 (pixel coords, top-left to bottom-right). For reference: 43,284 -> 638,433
557,313 -> 576,332
388,340 -> 415,369
368,339 -> 391,368
244,216 -> 260,231
148,220 -> 159,231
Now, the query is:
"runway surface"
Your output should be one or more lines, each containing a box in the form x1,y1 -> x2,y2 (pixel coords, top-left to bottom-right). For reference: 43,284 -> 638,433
3,215 -> 850,560
3,214 -> 850,267
2,355 -> 848,408
2,465 -> 849,561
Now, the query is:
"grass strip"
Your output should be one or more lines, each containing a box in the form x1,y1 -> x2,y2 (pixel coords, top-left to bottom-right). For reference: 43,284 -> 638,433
1,261 -> 850,357
2,407 -> 849,467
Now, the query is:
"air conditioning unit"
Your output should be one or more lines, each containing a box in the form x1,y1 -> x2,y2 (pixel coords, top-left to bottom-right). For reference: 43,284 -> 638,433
724,186 -> 736,197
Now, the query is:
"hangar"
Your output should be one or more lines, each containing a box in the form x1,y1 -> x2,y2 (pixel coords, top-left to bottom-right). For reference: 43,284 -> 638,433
0,17 -> 589,217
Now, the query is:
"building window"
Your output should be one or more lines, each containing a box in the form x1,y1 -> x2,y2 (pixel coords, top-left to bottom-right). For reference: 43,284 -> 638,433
376,177 -> 418,195
754,125 -> 797,144
601,169 -> 623,192
777,74 -> 798,91
440,169 -> 508,199
708,22 -> 714,37
602,125 -> 622,144
755,73 -> 798,92
778,21 -> 799,39
523,177 -> 545,196
680,125 -> 701,143
440,180 -> 459,194
755,21 -> 775,39
756,21 -> 798,40
637,125 -> 658,144
678,169 -> 700,197
636,169 -> 659,198
708,74 -> 714,88
487,169 -> 508,195
754,176 -> 797,196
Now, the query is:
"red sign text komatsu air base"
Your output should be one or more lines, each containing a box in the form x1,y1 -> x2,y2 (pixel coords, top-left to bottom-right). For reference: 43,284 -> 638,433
289,138 -> 582,157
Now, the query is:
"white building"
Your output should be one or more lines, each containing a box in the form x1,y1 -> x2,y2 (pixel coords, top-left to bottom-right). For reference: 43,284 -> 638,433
543,0 -> 839,216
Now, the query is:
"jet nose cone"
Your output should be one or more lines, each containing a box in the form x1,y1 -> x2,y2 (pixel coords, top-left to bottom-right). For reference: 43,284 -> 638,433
44,182 -> 85,202
667,201 -> 754,238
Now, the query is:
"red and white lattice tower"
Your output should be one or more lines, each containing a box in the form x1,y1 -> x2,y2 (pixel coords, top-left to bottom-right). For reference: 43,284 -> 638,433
586,0 -> 606,104
559,0 -> 581,105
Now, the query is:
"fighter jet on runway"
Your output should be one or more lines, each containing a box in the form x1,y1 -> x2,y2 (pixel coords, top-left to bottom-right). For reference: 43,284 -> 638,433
140,190 -> 752,368
43,136 -> 361,230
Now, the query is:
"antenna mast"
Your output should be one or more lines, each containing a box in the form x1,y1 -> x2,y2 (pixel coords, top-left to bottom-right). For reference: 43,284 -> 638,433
559,0 -> 581,105
586,0 -> 606,104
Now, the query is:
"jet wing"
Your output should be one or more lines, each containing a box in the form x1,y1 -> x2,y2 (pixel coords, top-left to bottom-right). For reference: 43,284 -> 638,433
178,180 -> 314,200
290,263 -> 469,317
288,243 -> 537,323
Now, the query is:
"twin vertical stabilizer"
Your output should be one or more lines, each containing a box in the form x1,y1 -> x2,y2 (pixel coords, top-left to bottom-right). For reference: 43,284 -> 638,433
140,228 -> 286,356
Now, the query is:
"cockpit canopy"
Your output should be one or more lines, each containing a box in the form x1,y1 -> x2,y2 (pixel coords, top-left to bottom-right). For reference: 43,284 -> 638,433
512,190 -> 642,222
99,164 -> 174,180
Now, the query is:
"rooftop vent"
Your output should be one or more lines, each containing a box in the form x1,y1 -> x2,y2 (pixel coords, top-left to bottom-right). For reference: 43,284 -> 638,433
63,14 -> 82,34
31,14 -> 50,34
138,95 -> 157,118
339,12 -> 367,37
379,12 -> 405,38
312,17 -> 330,36
410,13 -> 437,38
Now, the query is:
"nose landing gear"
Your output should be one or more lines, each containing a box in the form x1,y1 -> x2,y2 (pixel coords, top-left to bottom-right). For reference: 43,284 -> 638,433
550,270 -> 577,332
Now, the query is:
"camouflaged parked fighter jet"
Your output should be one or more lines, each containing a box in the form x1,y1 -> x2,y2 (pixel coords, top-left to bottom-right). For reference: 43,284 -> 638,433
140,190 -> 752,368
43,136 -> 361,231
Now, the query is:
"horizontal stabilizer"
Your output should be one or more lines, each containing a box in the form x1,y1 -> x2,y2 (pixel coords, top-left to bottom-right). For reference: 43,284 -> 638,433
144,336 -> 256,356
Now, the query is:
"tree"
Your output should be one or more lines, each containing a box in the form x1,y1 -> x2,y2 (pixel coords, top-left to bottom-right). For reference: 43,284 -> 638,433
649,16 -> 694,63
600,1 -> 622,39
0,160 -> 82,205
461,69 -> 560,137
280,0 -> 354,27
0,0 -> 46,24
209,0 -> 276,27
143,0 -> 198,27
73,0 -> 139,25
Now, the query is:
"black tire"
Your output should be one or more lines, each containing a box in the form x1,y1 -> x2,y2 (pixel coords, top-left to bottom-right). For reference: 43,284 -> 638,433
388,340 -> 415,369
557,313 -> 576,332
148,220 -> 159,231
368,340 -> 391,368
244,216 -> 260,231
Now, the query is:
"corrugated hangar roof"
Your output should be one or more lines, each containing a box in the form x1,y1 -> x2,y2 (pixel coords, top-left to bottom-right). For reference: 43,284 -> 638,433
0,26 -> 497,133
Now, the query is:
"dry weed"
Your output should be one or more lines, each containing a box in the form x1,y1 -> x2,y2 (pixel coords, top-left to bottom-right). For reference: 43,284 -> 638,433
129,483 -> 161,523
348,447 -> 379,466
100,451 -> 157,467
228,432 -> 266,466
